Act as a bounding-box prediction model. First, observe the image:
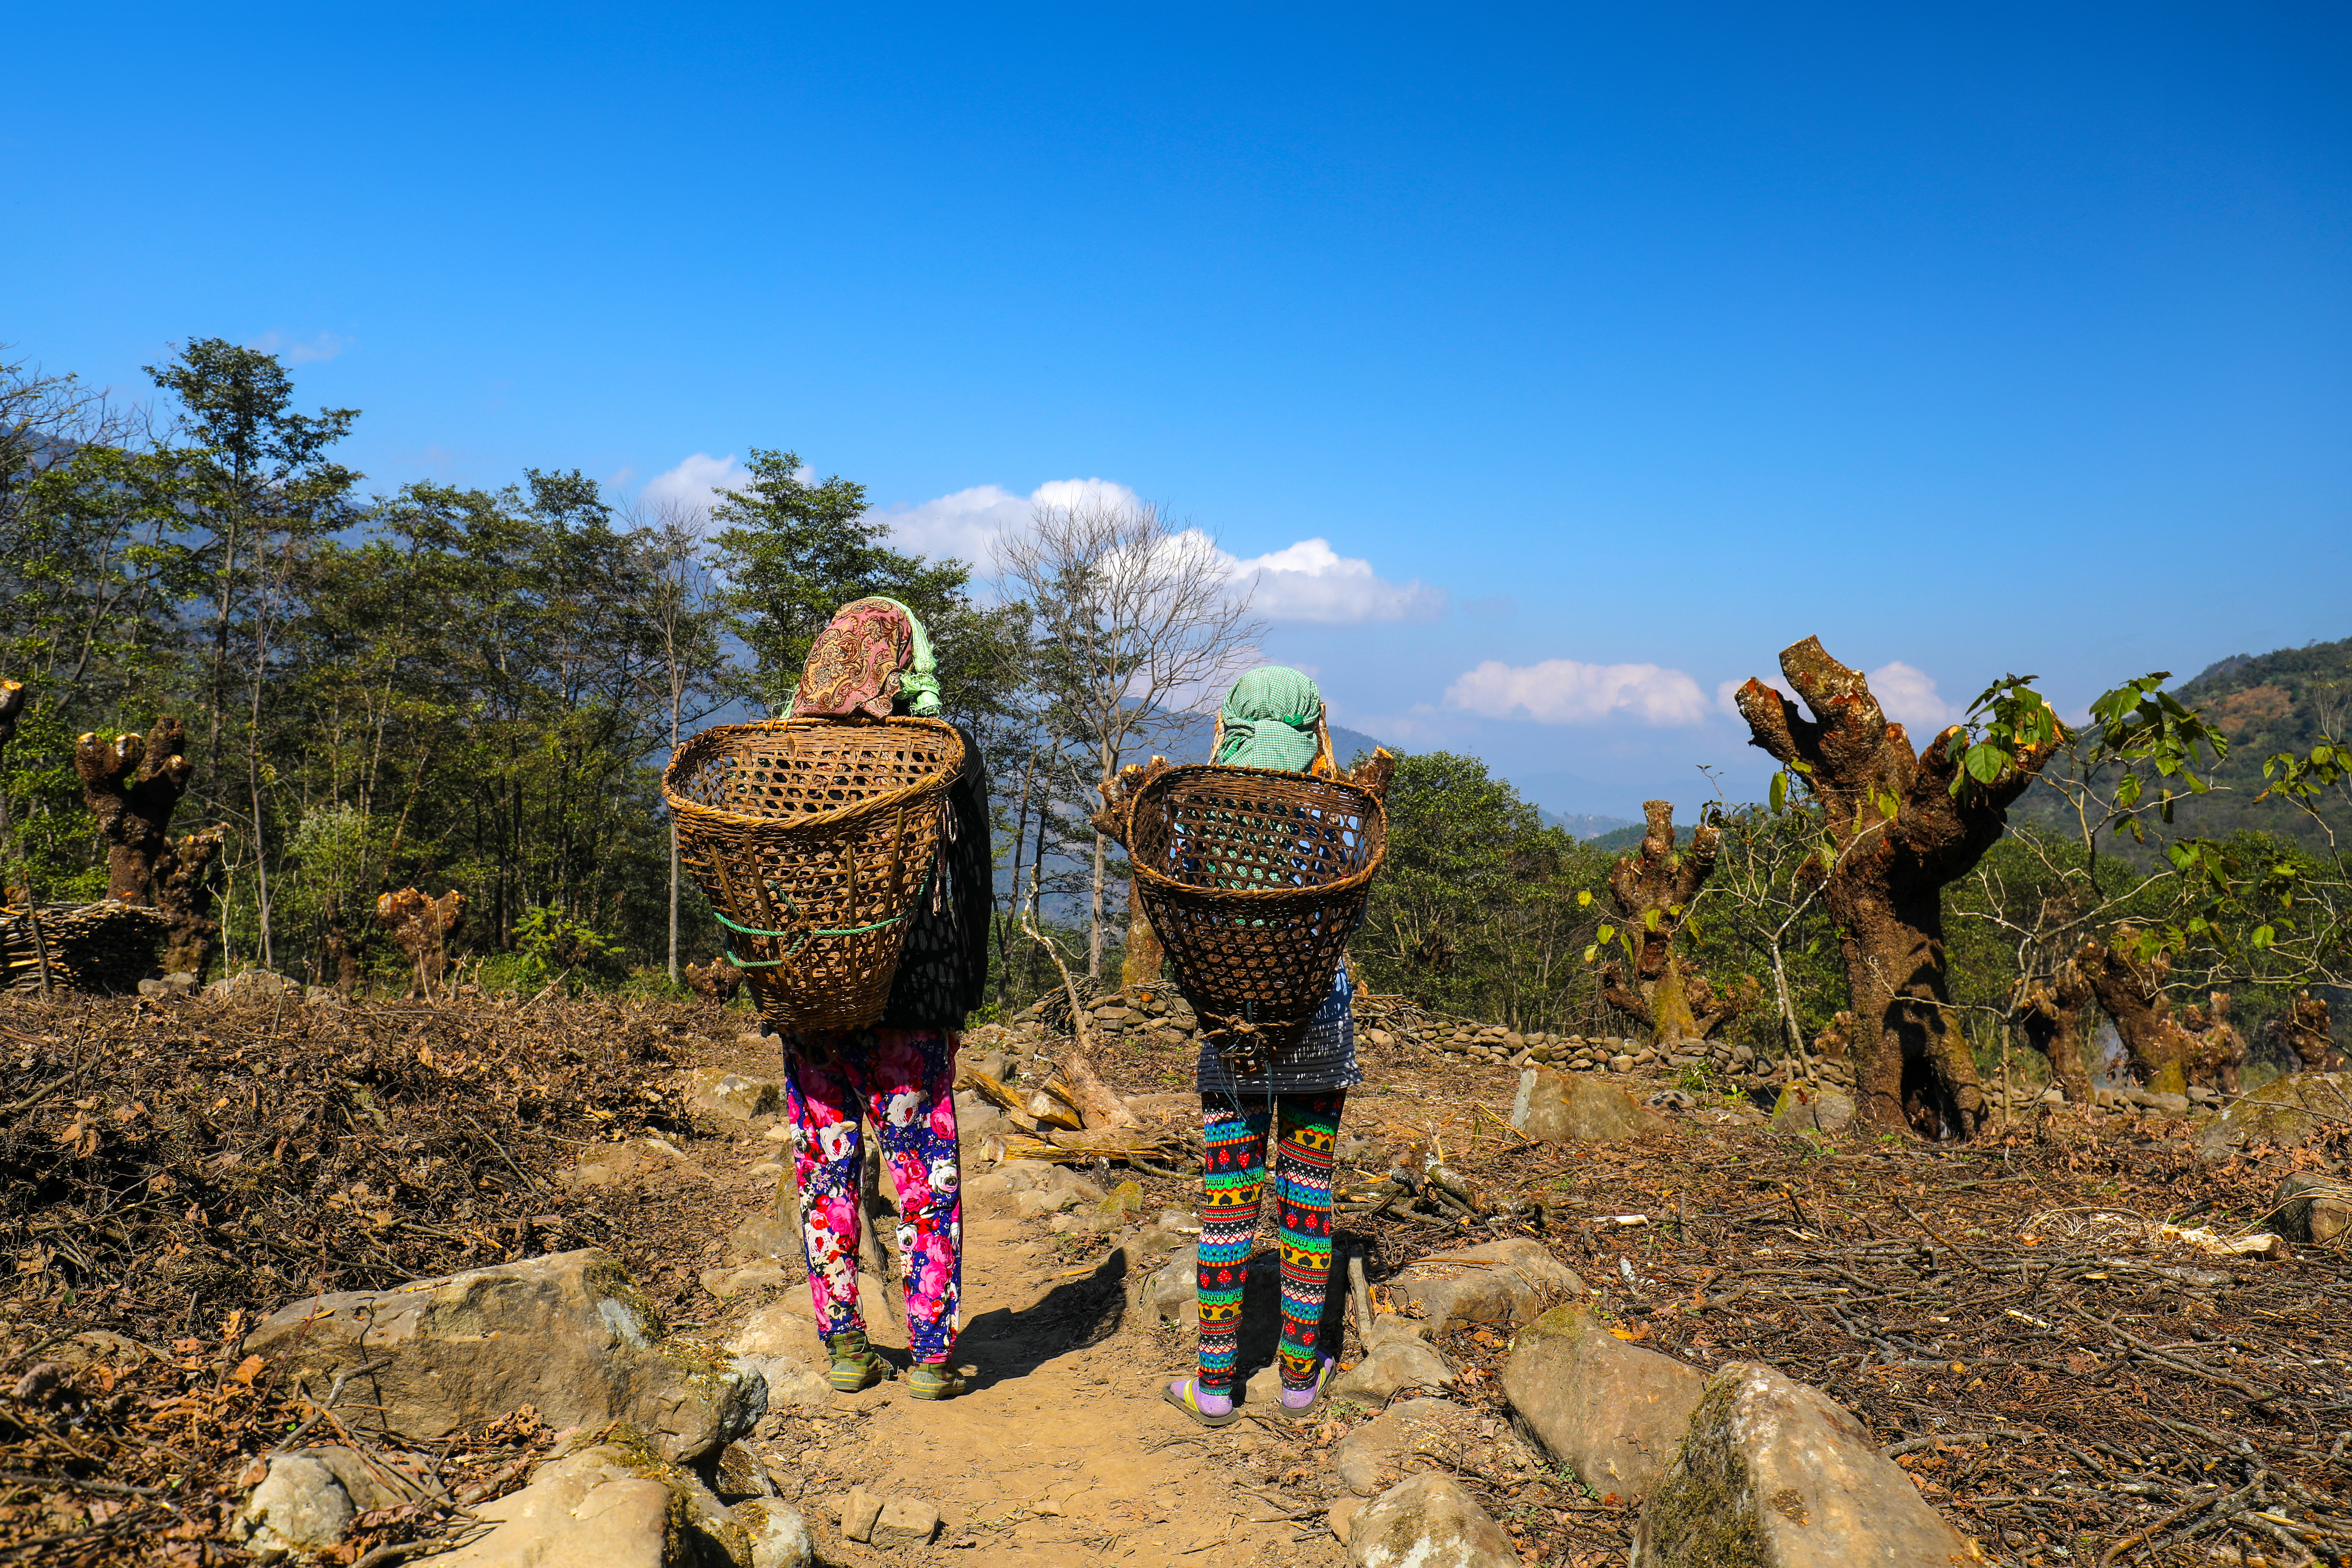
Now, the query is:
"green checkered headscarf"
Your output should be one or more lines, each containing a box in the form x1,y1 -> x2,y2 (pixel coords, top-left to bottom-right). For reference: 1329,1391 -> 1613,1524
1213,667 -> 1322,771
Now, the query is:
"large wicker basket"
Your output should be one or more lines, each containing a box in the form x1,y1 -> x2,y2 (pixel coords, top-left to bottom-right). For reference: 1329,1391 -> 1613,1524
663,718 -> 965,1031
1128,764 -> 1387,1071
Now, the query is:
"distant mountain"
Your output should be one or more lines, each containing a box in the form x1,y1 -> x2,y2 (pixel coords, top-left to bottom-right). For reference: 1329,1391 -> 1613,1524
1588,820 -> 1696,854
1542,809 -> 1640,839
2011,633 -> 2352,850
1145,712 -> 1387,768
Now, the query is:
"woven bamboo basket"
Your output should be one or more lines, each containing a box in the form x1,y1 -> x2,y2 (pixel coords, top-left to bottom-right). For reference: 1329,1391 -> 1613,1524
663,718 -> 965,1031
1128,764 -> 1386,1072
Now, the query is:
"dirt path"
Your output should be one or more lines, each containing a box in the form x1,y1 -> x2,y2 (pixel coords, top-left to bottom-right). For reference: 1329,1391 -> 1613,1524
678,1040 -> 1356,1566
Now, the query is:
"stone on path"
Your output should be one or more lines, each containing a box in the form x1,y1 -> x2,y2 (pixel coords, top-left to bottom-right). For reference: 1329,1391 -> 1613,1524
1633,1362 -> 1977,1567
1513,1066 -> 1669,1143
1332,1334 -> 1455,1400
1769,1084 -> 1856,1136
1381,1238 -> 1583,1334
685,1066 -> 784,1121
233,1442 -> 429,1558
231,1455 -> 356,1560
1503,1304 -> 1703,1504
1334,1397 -> 1540,1497
841,1486 -> 885,1542
243,1248 -> 765,1463
735,1497 -> 816,1568
875,1495 -> 943,1545
1138,1244 -> 1200,1324
1347,1473 -> 1518,1568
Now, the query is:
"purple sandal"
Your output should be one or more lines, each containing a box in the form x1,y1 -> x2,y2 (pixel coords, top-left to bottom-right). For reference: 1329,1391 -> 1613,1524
1162,1377 -> 1242,1428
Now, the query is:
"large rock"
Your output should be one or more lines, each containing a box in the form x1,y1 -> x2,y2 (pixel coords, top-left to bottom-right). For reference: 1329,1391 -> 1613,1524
735,1497 -> 816,1567
244,1249 -> 765,1463
1770,1084 -> 1855,1136
1632,1362 -> 1976,1567
2272,1174 -> 2352,1245
726,1286 -> 884,1413
1502,1305 -> 1703,1504
1348,1474 -> 1518,1568
430,1435 -> 804,1568
2198,1073 -> 2351,1157
1513,1068 -> 1668,1143
1334,1397 -> 1540,1497
1382,1238 -> 1583,1333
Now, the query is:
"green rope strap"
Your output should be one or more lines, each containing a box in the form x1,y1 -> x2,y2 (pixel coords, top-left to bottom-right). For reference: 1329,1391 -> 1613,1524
714,905 -> 913,967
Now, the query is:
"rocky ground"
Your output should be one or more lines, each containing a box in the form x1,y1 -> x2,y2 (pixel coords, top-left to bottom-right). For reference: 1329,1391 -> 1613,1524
0,979 -> 2347,1566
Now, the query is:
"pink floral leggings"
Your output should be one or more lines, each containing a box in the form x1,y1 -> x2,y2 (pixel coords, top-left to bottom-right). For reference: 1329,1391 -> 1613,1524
779,1028 -> 962,1364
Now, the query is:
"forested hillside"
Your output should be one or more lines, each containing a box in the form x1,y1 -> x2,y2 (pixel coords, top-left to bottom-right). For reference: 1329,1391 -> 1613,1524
3,341 -> 2344,1077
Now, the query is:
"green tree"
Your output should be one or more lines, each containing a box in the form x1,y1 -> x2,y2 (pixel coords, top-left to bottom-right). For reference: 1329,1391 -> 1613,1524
708,448 -> 979,712
1353,751 -> 1611,1028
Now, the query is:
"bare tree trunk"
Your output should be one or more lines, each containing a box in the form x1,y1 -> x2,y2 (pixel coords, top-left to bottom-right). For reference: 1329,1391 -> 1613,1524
155,827 -> 225,978
2013,959 -> 2095,1103
74,718 -> 196,904
2078,933 -> 2200,1094
1000,752 -> 1034,1010
1088,830 -> 1106,979
1736,637 -> 2059,1141
1597,802 -> 1726,1045
1120,877 -> 1163,988
668,818 -> 681,986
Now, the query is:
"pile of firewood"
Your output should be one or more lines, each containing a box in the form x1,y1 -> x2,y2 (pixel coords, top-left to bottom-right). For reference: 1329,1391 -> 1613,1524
0,902 -> 167,993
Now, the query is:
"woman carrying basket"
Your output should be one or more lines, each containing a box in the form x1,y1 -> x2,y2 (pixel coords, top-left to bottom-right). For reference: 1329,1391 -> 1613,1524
1164,665 -> 1357,1426
772,597 -> 989,1402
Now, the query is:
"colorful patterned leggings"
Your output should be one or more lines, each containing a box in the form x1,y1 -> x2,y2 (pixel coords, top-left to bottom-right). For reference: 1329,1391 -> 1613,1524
779,1028 -> 962,1364
1196,1089 -> 1346,1394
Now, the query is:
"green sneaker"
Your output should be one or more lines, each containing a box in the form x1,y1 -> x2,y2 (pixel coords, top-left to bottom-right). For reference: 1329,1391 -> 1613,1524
908,1363 -> 967,1401
825,1330 -> 894,1393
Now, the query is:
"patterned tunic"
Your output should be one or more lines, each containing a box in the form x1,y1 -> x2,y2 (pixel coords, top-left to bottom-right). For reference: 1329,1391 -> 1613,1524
1196,964 -> 1361,1101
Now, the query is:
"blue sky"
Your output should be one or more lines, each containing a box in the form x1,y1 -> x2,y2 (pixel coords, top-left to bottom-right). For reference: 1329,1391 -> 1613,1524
7,4 -> 2348,819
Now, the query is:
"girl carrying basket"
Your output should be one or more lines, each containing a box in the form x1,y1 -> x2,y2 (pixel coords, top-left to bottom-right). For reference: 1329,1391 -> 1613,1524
1163,666 -> 1356,1426
772,597 -> 989,1401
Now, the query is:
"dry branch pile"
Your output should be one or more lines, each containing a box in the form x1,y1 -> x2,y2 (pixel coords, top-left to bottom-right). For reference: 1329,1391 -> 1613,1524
0,991 -> 742,1564
1310,1100 -> 2352,1564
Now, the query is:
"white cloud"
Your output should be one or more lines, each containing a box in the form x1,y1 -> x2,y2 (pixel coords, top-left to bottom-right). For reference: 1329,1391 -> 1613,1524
1715,677 -> 1747,718
873,477 -> 1434,625
643,452 -> 753,518
1228,537 -> 1447,624
1867,661 -> 1958,734
1446,659 -> 1710,726
247,329 -> 351,365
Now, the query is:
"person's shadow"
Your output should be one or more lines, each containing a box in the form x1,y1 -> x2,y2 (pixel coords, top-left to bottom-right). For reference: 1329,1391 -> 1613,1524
945,1246 -> 1347,1395
950,1248 -> 1135,1388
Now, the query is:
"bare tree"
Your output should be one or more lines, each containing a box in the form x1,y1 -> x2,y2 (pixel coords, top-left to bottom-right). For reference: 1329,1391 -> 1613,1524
1735,637 -> 2063,1140
993,495 -> 1265,977
626,497 -> 729,985
1597,800 -> 1757,1044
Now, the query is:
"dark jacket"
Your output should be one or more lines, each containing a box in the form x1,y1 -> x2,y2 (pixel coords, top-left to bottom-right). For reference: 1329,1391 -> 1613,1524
876,723 -> 992,1031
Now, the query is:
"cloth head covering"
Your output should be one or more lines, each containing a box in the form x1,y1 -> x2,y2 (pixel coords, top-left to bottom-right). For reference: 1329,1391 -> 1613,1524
786,596 -> 941,719
1213,666 -> 1322,771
